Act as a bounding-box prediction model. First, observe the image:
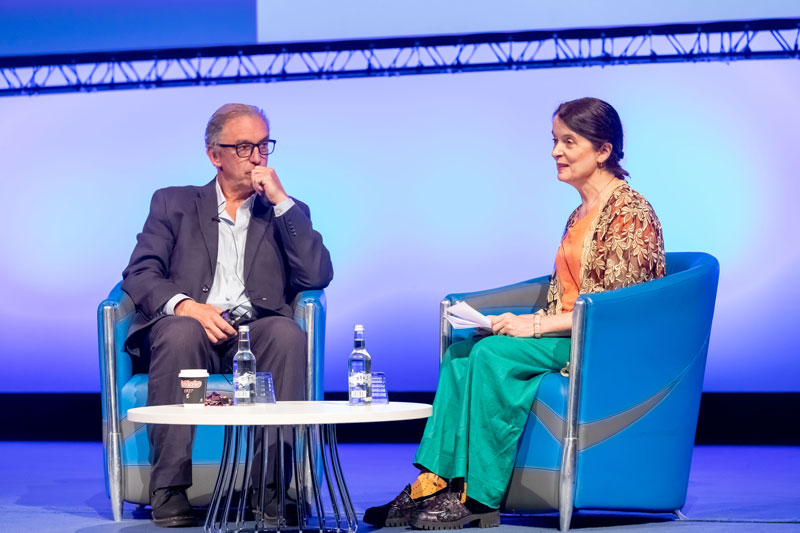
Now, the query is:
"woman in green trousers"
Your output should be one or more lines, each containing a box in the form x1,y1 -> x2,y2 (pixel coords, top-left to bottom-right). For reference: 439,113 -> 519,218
364,97 -> 666,529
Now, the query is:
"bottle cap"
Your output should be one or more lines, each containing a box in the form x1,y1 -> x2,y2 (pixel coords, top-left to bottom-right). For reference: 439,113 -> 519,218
239,325 -> 250,332
354,324 -> 365,331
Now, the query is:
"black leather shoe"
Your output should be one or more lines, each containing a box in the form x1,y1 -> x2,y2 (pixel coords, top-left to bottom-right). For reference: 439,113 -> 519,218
251,489 -> 299,526
363,484 -> 444,528
151,487 -> 197,528
409,491 -> 499,530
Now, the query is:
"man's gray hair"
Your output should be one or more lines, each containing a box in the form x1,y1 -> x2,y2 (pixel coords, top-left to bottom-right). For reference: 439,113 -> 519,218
205,103 -> 270,148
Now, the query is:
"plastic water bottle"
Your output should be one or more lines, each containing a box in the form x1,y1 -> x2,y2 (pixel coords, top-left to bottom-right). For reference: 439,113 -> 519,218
233,325 -> 256,406
348,325 -> 372,405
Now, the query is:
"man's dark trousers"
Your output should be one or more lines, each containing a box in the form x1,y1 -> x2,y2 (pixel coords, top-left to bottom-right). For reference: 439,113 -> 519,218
143,314 -> 306,493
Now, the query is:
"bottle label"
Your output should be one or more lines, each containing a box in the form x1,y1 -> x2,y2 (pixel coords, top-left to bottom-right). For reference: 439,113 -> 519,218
235,390 -> 251,399
350,390 -> 366,398
234,373 -> 256,387
349,373 -> 369,387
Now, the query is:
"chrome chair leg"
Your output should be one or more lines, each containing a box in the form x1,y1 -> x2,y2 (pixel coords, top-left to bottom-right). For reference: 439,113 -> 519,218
108,431 -> 124,522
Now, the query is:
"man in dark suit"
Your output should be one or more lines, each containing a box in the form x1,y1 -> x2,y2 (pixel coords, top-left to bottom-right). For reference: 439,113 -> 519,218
122,103 -> 333,527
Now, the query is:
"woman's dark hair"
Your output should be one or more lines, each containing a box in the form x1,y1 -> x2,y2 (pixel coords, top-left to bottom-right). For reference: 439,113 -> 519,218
554,97 -> 629,180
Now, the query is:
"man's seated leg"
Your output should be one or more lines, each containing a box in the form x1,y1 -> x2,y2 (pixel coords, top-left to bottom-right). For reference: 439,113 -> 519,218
243,316 -> 307,516
144,316 -> 216,527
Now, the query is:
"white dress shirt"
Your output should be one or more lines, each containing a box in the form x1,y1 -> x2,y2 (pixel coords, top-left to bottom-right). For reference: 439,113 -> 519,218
164,179 -> 295,315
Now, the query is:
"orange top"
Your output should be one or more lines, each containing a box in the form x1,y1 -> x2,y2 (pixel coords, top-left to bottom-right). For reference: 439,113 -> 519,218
554,204 -> 599,312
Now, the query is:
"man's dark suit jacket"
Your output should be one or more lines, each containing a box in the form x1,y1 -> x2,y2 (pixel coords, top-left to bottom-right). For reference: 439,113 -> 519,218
121,178 -> 333,355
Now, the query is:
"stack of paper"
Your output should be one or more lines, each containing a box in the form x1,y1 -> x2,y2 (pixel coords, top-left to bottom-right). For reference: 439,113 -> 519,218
445,301 -> 492,329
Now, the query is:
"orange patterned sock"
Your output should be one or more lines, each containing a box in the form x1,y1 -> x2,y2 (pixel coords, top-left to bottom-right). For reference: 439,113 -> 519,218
460,483 -> 467,503
409,473 -> 448,500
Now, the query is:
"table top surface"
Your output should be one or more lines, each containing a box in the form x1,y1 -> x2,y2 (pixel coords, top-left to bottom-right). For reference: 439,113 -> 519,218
127,400 -> 432,426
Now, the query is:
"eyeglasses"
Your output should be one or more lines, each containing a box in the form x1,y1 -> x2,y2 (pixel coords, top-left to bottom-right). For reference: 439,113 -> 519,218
217,139 -> 276,158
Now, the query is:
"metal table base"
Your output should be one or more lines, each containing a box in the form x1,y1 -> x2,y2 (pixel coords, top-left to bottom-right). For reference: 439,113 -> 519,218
204,424 -> 357,533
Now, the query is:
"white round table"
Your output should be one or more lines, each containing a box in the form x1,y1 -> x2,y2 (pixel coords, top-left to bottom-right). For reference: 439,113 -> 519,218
128,401 -> 431,533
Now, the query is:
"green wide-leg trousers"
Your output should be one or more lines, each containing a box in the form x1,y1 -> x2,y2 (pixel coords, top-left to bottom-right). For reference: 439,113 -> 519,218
414,335 -> 570,508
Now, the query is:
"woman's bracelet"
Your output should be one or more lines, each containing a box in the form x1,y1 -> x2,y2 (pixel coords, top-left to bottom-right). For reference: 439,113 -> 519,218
534,314 -> 542,338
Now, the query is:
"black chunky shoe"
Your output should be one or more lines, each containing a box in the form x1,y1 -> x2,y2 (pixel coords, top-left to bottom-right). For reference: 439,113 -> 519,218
151,487 -> 197,528
363,484 -> 445,527
409,491 -> 500,530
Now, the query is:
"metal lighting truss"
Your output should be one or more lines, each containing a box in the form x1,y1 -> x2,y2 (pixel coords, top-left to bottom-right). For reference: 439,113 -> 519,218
1,17 -> 798,96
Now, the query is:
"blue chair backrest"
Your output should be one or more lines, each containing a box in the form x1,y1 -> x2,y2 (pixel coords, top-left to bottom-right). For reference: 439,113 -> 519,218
573,251 -> 719,510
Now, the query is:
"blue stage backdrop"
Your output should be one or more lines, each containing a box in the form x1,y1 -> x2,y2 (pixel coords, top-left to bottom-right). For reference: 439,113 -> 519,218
1,58 -> 798,393
1,1 -> 799,394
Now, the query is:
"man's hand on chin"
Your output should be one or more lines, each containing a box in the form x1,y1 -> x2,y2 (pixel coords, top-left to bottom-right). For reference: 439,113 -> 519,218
175,300 -> 236,344
251,166 -> 289,205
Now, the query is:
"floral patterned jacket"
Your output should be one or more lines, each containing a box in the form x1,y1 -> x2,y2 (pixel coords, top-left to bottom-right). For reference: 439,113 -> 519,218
544,179 -> 666,315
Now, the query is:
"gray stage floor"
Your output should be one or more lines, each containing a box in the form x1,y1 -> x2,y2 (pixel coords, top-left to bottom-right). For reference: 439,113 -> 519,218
0,442 -> 798,532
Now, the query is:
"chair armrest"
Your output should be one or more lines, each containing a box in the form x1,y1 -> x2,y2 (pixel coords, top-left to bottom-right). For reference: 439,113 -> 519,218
292,289 -> 326,313
292,290 -> 327,401
439,275 -> 551,360
444,274 -> 552,314
98,282 -> 136,414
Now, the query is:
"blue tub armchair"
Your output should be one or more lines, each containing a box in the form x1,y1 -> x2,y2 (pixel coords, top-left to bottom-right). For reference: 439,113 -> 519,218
439,252 -> 719,531
97,283 -> 326,521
